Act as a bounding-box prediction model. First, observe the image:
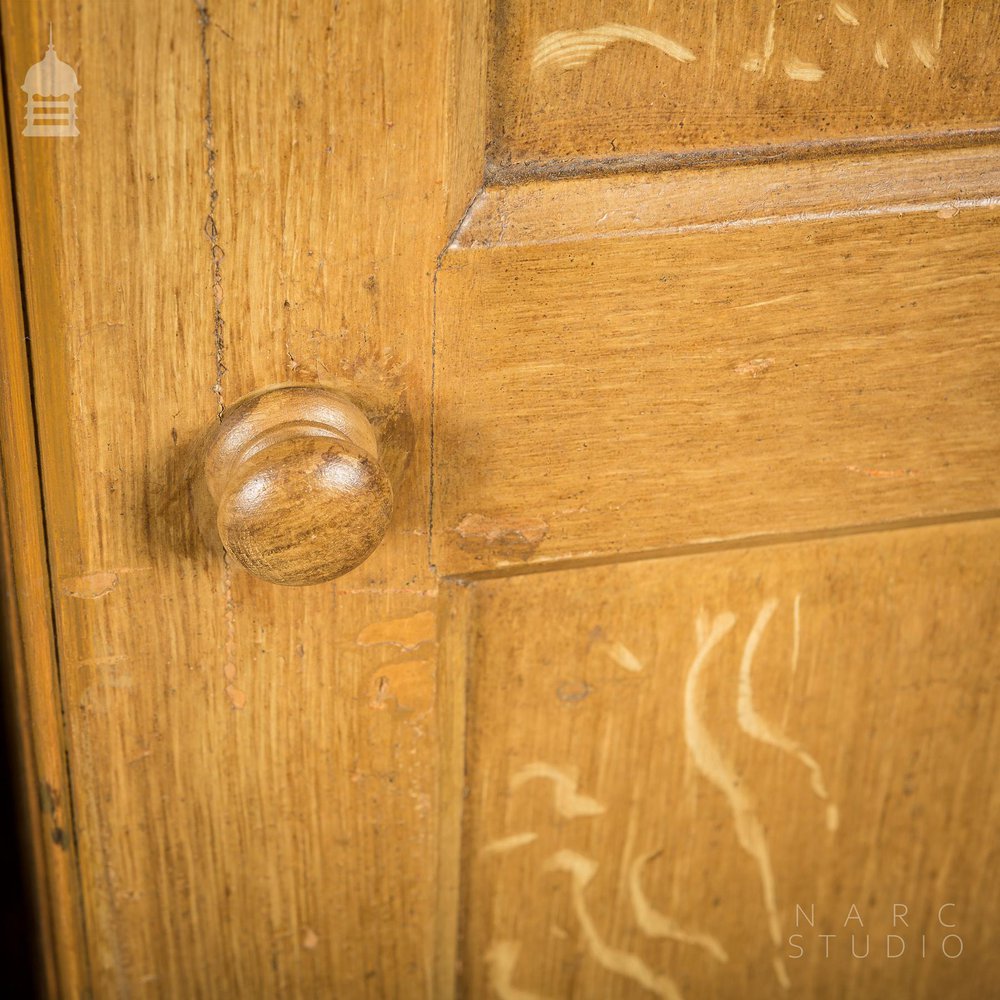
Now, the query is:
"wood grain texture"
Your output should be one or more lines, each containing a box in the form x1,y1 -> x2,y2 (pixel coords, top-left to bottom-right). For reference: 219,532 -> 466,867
455,519 -> 1000,999
1,0 -> 486,995
0,75 -> 88,1000
433,158 -> 1000,574
489,0 -> 1000,177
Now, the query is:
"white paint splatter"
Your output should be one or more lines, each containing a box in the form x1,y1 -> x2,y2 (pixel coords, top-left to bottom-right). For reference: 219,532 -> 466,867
743,0 -> 778,72
533,24 -> 695,72
481,832 -> 539,857
546,850 -> 684,1000
511,763 -> 605,819
597,637 -> 644,672
628,850 -> 729,962
832,2 -> 859,26
735,600 -> 839,834
683,610 -> 788,989
485,941 -> 551,1000
784,57 -> 825,82
911,37 -> 936,69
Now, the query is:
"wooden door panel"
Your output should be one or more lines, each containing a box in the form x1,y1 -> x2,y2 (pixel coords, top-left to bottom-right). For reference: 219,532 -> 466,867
0,0 -> 485,994
451,519 -> 1000,999
433,151 -> 1000,574
489,0 -> 1000,178
1,0 -> 997,996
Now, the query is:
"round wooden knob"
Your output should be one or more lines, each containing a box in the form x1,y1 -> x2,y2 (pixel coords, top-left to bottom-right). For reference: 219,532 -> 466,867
203,385 -> 393,586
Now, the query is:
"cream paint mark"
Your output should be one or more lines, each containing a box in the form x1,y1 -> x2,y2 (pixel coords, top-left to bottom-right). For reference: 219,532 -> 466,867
595,637 -> 644,672
61,571 -> 120,599
481,832 -> 539,856
629,850 -> 729,962
454,513 -> 549,559
302,927 -> 319,950
550,925 -> 569,940
733,357 -> 774,378
935,0 -> 947,50
874,39 -> 889,68
356,610 -> 436,650
783,57 -> 825,82
832,2 -> 859,26
911,37 -> 936,69
736,600 -> 840,834
684,610 -> 788,989
510,763 -> 605,819
546,850 -> 683,1000
845,465 -> 914,479
743,0 -> 778,72
937,205 -> 959,219
532,24 -> 695,73
485,941 -> 551,1000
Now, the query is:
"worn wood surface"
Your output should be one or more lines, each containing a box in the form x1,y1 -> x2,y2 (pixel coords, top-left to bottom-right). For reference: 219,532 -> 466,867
1,0 -> 485,994
0,73 -> 88,1000
433,156 -> 1000,574
456,519 -> 1000,999
489,0 -> 1000,177
3,0 -> 999,997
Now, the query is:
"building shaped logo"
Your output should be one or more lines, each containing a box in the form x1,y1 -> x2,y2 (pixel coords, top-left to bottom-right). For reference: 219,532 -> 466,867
21,27 -> 80,137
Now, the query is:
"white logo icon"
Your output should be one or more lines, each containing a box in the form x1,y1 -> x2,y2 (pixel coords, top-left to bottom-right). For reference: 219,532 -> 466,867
21,27 -> 80,137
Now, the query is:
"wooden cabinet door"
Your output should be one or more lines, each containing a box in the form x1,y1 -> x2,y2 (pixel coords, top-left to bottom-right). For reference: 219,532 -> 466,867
0,2 -> 997,998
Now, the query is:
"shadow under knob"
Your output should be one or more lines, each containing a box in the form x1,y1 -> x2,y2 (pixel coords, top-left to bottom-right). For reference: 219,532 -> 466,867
203,385 -> 393,586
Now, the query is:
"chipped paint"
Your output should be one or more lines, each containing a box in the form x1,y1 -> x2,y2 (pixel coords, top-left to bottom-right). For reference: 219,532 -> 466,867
368,658 -> 434,715
510,762 -> 604,819
454,513 -> 548,559
733,357 -> 774,378
845,465 -> 914,479
61,571 -> 119,599
356,610 -> 436,650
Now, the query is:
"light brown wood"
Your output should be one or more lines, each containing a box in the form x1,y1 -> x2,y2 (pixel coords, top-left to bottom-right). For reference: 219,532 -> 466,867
203,385 -> 393,586
0,0 -> 486,994
454,519 -> 1000,999
0,71 -> 88,999
2,0 -> 998,997
489,0 -> 1000,178
433,156 -> 1000,574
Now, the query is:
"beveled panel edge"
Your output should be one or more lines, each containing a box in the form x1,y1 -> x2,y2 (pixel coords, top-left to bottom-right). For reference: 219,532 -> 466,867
449,143 -> 1000,252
